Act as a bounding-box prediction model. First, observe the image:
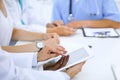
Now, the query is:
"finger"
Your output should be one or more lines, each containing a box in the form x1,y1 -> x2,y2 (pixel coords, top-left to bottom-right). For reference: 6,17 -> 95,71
79,61 -> 86,66
56,56 -> 65,64
53,20 -> 64,26
60,55 -> 69,67
57,46 -> 67,53
64,27 -> 76,31
54,48 -> 67,56
47,23 -> 58,28
52,50 -> 66,56
53,57 -> 65,69
64,30 -> 75,36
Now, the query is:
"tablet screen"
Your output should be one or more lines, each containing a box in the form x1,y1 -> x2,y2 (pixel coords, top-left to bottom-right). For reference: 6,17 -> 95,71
57,46 -> 92,71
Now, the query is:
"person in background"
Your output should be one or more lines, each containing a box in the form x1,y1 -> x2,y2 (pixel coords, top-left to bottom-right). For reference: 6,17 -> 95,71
52,0 -> 120,28
5,0 -> 75,36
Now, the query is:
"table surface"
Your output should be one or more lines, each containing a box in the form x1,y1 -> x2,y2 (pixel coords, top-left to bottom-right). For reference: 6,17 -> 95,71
16,29 -> 120,80
59,29 -> 120,80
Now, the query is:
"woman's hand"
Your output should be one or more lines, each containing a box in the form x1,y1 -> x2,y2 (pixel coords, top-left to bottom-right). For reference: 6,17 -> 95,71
37,39 -> 67,61
44,55 -> 69,70
43,38 -> 66,55
65,62 -> 86,79
47,20 -> 64,28
47,26 -> 76,36
42,33 -> 59,41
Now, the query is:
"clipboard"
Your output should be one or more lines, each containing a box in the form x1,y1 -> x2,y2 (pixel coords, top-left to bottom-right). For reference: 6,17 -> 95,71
82,28 -> 120,38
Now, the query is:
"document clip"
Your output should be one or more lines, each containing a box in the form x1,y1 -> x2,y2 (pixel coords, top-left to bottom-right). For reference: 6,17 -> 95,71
93,31 -> 111,38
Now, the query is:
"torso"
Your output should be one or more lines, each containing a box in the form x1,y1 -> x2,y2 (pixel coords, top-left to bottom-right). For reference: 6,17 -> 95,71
0,0 -> 14,46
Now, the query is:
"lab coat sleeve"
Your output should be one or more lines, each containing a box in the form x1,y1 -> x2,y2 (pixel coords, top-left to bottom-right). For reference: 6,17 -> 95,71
103,0 -> 120,22
15,24 -> 47,33
1,50 -> 35,69
0,47 -> 37,68
0,50 -> 70,80
52,0 -> 62,22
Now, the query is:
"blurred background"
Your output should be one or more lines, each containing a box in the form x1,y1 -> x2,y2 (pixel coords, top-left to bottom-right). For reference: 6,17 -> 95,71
33,0 -> 120,25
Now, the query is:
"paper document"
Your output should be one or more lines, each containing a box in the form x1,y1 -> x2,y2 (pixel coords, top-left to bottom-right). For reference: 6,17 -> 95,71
82,28 -> 119,38
111,64 -> 120,80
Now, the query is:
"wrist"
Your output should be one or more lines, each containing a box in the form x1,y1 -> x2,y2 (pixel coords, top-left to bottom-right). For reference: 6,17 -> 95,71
37,52 -> 42,62
47,28 -> 56,33
65,69 -> 74,79
31,42 -> 39,52
36,41 -> 44,52
41,33 -> 46,40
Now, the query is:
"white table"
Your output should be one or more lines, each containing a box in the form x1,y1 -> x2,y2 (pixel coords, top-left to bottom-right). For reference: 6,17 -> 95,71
60,29 -> 120,80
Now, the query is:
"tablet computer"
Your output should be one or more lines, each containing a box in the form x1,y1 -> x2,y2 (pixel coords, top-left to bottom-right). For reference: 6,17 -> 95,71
56,46 -> 93,71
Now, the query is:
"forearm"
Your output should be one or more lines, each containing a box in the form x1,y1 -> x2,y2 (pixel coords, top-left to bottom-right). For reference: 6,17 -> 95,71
78,19 -> 120,28
12,28 -> 45,41
1,43 -> 38,53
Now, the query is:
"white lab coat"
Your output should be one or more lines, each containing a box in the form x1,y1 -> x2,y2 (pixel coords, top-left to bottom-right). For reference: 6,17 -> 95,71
0,0 -> 39,68
5,0 -> 46,33
0,1 -> 13,46
1,48 -> 35,68
0,47 -> 68,80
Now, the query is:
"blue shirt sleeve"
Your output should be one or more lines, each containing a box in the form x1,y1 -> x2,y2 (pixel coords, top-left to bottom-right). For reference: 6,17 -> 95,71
103,0 -> 120,22
52,0 -> 62,22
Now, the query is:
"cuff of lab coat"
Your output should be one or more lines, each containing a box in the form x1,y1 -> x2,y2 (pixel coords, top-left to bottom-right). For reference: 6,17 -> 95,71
61,72 -> 70,80
32,52 -> 38,67
8,52 -> 35,68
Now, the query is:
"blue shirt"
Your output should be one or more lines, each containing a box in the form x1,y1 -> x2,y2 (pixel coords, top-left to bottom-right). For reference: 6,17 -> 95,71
52,0 -> 120,24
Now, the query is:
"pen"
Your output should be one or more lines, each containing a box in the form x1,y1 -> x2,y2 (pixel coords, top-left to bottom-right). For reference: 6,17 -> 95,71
88,45 -> 92,48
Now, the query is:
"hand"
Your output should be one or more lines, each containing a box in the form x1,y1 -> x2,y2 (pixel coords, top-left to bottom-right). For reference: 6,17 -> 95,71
47,20 -> 64,28
52,20 -> 64,26
43,55 -> 69,70
43,33 -> 59,41
52,26 -> 76,36
37,46 -> 58,62
66,21 -> 82,29
65,62 -> 85,79
43,38 -> 67,56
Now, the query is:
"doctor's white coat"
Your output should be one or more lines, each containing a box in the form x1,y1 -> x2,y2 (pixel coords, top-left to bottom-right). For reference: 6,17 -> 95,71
5,0 -> 46,33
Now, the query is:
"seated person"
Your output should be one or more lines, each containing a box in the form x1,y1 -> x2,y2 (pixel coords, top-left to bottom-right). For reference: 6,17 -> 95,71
0,47 -> 85,80
5,0 -> 75,36
51,0 -> 120,28
0,0 -> 66,69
